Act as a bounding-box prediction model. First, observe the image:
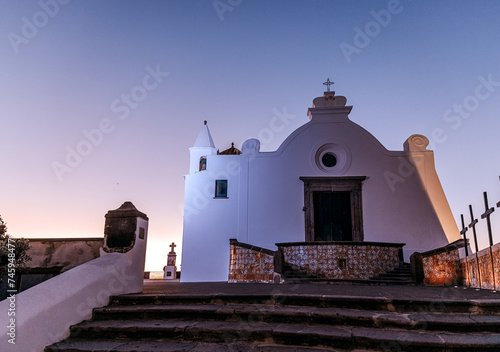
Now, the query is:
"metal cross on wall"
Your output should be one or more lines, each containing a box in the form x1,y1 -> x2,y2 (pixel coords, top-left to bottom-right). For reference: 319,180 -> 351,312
460,214 -> 469,257
481,191 -> 497,291
460,214 -> 470,287
481,191 -> 495,247
323,78 -> 334,92
468,205 -> 479,253
468,205 -> 482,289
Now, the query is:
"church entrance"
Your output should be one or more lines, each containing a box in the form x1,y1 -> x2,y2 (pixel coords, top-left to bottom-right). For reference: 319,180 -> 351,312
300,177 -> 366,242
313,191 -> 352,241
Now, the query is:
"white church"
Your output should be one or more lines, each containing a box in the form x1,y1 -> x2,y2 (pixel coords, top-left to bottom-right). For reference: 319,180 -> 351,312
181,90 -> 461,282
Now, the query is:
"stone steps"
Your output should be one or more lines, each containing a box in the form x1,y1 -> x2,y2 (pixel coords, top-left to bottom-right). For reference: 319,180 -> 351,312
370,264 -> 414,283
283,263 -> 415,285
44,292 -> 500,352
284,277 -> 416,285
44,338 -> 368,352
46,319 -> 500,351
91,304 -> 500,332
110,293 -> 500,314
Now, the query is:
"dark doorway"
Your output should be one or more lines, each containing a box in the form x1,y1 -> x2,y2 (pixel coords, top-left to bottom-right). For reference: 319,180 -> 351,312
313,191 -> 352,241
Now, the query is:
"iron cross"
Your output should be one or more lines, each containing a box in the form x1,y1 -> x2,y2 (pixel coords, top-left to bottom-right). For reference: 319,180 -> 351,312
468,205 -> 479,253
323,78 -> 334,92
481,191 -> 495,247
169,242 -> 176,253
460,214 -> 469,257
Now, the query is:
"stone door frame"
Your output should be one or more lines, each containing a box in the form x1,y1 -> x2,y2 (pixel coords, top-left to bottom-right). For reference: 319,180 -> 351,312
300,176 -> 366,242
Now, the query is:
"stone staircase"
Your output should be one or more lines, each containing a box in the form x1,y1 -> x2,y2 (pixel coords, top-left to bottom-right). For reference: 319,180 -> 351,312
45,289 -> 500,351
369,263 -> 413,284
283,263 -> 414,285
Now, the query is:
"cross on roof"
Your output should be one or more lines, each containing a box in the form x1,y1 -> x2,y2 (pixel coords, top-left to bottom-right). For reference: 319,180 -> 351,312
169,242 -> 176,253
323,78 -> 334,92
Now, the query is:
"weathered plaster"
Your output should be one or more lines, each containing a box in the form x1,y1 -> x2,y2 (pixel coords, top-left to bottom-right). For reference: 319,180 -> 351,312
25,238 -> 102,272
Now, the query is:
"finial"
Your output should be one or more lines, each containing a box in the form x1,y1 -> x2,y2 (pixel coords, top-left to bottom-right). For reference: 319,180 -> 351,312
323,78 -> 334,92
231,142 -> 234,147
204,120 -> 207,125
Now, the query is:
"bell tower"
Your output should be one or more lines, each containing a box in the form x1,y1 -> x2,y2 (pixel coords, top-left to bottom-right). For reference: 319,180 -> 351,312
189,121 -> 218,174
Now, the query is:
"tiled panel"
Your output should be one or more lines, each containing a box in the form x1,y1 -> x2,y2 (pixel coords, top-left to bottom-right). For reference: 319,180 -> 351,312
228,244 -> 274,283
281,244 -> 401,280
422,249 -> 462,286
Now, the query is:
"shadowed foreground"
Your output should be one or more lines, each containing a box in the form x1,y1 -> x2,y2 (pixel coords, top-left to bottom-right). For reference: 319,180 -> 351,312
45,281 -> 500,352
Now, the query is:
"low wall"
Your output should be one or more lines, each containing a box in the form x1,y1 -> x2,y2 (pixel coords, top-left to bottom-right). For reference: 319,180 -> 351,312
277,241 -> 404,280
228,239 -> 275,283
0,238 -> 104,299
417,240 -> 464,286
26,237 -> 103,272
461,242 -> 500,290
416,239 -> 500,290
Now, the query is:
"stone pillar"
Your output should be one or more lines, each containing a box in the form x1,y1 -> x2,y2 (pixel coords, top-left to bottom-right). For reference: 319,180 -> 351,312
163,242 -> 177,280
101,201 -> 149,292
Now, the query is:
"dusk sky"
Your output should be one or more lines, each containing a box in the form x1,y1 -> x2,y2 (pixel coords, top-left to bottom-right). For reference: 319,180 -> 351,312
1,0 -> 500,271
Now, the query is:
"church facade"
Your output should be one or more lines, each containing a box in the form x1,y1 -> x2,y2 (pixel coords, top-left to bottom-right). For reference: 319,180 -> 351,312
181,91 -> 461,282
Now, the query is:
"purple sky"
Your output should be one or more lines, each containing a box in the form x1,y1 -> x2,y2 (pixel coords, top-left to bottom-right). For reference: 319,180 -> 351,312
1,0 -> 500,271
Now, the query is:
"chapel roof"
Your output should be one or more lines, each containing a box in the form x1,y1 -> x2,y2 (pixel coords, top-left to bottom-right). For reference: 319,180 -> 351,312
219,142 -> 242,155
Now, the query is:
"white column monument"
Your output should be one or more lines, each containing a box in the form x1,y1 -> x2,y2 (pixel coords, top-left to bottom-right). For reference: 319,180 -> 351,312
163,242 -> 177,279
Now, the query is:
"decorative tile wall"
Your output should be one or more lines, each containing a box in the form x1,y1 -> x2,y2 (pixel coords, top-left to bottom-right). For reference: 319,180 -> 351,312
279,243 -> 402,280
228,242 -> 275,283
422,248 -> 462,286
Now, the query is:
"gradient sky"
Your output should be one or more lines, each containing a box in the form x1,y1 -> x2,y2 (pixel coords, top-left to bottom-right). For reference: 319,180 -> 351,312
1,0 -> 499,271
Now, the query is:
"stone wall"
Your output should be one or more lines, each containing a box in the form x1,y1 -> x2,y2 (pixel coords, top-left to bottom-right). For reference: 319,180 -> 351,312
228,239 -> 275,283
461,242 -> 500,290
417,240 -> 500,290
419,241 -> 463,286
278,242 -> 404,280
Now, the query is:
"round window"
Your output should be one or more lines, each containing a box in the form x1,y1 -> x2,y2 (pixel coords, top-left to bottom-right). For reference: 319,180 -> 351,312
313,143 -> 351,173
322,153 -> 337,167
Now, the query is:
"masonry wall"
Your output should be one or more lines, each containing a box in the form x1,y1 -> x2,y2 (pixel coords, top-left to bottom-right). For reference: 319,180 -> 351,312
279,242 -> 403,280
